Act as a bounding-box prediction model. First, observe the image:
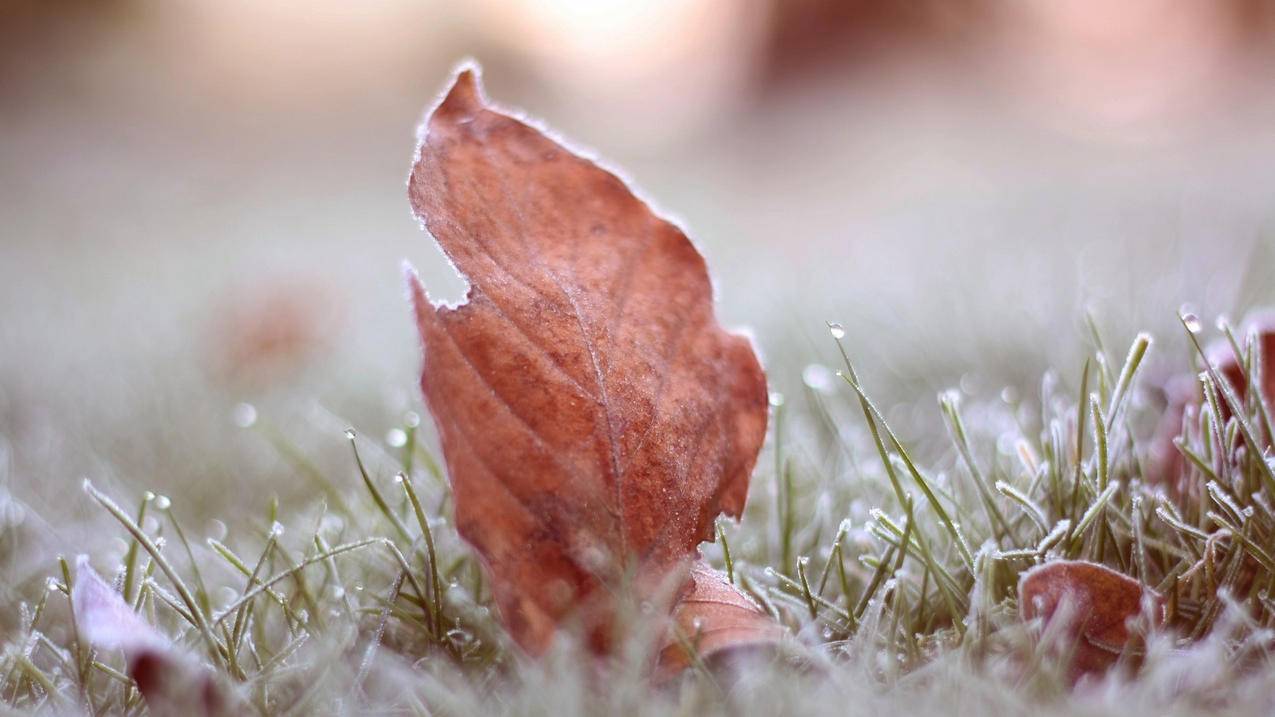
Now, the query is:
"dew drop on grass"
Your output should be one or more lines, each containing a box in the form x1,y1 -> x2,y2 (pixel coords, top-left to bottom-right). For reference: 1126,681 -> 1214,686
802,364 -> 836,394
270,521 -> 285,537
216,585 -> 238,606
405,411 -> 421,428
344,428 -> 357,441
768,392 -> 785,408
232,402 -> 258,428
386,428 -> 408,447
153,494 -> 171,511
320,514 -> 344,534
1182,312 -> 1202,333
827,322 -> 846,340
207,519 -> 228,542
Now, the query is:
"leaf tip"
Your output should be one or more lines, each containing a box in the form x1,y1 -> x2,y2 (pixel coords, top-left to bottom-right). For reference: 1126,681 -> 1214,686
436,61 -> 486,122
402,260 -> 431,323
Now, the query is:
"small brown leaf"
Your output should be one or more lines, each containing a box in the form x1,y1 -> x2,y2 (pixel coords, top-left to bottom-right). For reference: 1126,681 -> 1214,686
654,561 -> 785,681
1018,560 -> 1162,679
406,66 -> 770,657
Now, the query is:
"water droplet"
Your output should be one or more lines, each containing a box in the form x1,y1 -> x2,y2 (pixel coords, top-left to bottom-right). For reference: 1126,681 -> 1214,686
207,519 -> 228,542
344,428 -> 357,441
1000,386 -> 1019,404
143,491 -> 156,502
386,428 -> 408,448
232,402 -> 257,428
1182,312 -> 1202,333
690,617 -> 703,631
394,472 -> 406,484
0,502 -> 25,528
216,586 -> 238,606
827,322 -> 846,340
1216,315 -> 1230,331
405,411 -> 421,428
802,364 -> 835,394
996,433 -> 1017,456
153,495 -> 171,511
269,521 -> 285,537
768,392 -> 785,408
320,514 -> 345,534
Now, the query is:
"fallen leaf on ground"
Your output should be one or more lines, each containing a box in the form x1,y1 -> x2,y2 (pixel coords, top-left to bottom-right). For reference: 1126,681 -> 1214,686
405,65 -> 773,661
654,560 -> 785,681
72,556 -> 236,716
1150,311 -> 1275,499
1018,559 -> 1162,680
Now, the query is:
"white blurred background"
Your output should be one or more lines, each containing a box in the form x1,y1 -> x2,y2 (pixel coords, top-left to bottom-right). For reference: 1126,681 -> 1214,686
3,0 -> 1275,568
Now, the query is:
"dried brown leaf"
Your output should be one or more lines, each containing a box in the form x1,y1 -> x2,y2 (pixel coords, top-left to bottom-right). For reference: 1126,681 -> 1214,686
654,561 -> 785,681
1019,559 -> 1162,679
405,66 -> 770,656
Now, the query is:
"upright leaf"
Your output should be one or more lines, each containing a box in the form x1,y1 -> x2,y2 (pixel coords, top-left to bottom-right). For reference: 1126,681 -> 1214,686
406,67 -> 769,654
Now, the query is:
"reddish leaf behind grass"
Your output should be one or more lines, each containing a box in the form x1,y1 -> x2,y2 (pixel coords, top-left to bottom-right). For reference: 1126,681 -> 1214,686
405,65 -> 776,665
1150,312 -> 1275,500
72,557 -> 236,716
1019,560 -> 1163,681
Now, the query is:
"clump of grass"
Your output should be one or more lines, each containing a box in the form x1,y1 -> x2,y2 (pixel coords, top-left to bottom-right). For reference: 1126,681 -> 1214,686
5,311 -> 1275,714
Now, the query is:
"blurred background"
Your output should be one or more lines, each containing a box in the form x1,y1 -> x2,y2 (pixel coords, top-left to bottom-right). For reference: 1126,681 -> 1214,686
3,0 -> 1275,580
